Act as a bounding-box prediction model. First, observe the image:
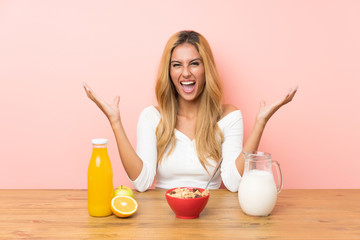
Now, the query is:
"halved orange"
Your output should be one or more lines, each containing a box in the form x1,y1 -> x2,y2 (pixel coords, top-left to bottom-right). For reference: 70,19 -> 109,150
111,196 -> 138,218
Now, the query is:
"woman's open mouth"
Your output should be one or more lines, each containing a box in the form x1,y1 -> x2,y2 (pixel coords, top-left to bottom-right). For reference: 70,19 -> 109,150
180,81 -> 196,93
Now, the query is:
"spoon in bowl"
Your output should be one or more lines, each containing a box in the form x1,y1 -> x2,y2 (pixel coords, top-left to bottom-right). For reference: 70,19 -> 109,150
204,158 -> 223,189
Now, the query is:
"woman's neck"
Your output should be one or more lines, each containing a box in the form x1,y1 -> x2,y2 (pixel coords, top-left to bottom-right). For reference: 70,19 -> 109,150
177,98 -> 199,118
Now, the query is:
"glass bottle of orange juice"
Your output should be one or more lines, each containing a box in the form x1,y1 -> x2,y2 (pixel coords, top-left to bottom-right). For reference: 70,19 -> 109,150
88,139 -> 113,217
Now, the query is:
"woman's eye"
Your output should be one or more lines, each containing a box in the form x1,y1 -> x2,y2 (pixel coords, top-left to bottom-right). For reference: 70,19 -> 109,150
191,62 -> 200,66
172,63 -> 181,67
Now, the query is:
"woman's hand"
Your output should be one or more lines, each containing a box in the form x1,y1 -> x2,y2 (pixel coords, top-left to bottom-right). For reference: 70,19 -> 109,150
256,87 -> 298,126
236,87 -> 298,176
82,82 -> 144,181
82,82 -> 121,125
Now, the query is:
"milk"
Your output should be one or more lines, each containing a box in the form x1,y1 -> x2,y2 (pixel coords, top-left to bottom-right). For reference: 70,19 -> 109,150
238,169 -> 277,216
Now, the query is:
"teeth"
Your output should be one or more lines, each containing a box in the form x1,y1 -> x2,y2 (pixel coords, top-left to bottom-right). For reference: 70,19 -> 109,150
181,81 -> 195,85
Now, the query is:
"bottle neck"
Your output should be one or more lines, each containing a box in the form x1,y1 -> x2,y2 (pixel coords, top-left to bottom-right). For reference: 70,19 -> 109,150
92,144 -> 107,148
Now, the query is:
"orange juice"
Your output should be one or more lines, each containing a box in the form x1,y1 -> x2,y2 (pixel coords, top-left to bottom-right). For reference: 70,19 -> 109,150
88,139 -> 113,217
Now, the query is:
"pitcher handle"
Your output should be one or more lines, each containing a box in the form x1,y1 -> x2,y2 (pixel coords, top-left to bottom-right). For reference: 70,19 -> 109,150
272,160 -> 283,194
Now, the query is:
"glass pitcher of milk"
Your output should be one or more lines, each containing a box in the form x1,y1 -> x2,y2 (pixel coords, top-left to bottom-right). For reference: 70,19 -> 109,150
238,151 -> 282,216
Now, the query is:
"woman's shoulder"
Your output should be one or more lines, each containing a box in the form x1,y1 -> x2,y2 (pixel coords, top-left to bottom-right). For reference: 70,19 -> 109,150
153,105 -> 160,113
218,104 -> 242,126
221,104 -> 239,119
139,105 -> 161,123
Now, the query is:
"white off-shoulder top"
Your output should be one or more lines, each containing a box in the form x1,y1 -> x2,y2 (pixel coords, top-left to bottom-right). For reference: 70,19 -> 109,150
129,105 -> 243,192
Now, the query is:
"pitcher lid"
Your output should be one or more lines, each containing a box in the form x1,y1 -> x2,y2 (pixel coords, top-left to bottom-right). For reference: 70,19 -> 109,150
244,151 -> 272,159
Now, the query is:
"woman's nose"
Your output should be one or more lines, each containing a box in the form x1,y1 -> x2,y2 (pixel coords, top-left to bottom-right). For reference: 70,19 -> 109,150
182,66 -> 191,78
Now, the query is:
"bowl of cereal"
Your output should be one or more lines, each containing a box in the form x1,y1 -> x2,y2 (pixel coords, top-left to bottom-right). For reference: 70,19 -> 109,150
165,187 -> 210,219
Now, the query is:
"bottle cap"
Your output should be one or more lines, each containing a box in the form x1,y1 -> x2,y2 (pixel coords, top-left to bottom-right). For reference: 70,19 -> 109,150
91,139 -> 108,145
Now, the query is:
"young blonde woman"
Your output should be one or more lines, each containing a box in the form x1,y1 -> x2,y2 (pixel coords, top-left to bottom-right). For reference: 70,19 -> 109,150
83,30 -> 297,192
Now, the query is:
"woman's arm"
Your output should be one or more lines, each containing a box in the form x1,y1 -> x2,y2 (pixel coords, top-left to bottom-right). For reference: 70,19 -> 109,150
82,83 -> 143,180
111,120 -> 143,180
235,87 -> 298,175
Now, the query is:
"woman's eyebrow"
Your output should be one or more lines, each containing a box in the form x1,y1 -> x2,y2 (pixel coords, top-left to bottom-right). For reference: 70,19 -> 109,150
190,58 -> 202,62
170,58 -> 202,63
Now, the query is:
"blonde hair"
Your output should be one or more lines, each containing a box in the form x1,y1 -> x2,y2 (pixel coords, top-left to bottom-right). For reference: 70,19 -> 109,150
155,30 -> 224,173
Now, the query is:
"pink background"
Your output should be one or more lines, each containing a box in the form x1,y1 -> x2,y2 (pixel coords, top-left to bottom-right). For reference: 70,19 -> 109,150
1,1 -> 359,189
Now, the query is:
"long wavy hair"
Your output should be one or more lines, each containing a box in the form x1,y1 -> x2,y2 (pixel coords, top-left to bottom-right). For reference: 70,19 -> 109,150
155,30 -> 224,173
